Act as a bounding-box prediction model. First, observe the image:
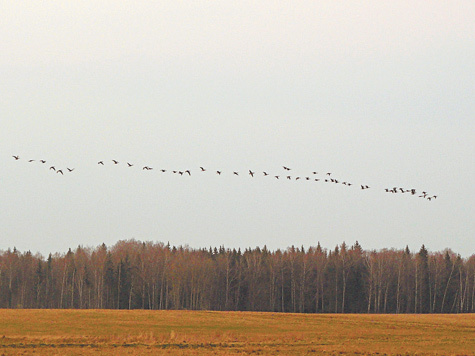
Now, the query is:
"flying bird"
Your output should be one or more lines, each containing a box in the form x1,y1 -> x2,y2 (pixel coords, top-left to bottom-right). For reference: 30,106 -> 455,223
275,175 -> 280,179
98,161 -> 104,165
326,172 -> 332,176
40,160 -> 46,163
312,171 -> 318,174
12,155 -> 19,160
161,169 -> 166,173
233,172 -> 239,175
127,163 -> 133,167
283,166 -> 291,171
287,176 -> 291,180
263,172 -> 269,176
28,159 -> 35,162
112,160 -> 119,164
249,170 -> 255,177
200,167 -> 206,171
50,166 -> 55,171
57,170 -> 63,175
185,170 -> 191,176
216,171 -> 222,175
67,168 -> 74,172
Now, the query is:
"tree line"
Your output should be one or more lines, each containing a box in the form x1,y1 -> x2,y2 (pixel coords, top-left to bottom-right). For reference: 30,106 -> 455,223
0,240 -> 473,313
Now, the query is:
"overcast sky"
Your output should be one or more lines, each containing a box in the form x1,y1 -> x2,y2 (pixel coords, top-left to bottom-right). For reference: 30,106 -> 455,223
1,1 -> 474,257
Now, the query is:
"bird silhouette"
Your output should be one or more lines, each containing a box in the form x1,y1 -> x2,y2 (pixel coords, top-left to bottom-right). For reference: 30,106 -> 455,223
263,172 -> 269,176
249,170 -> 255,177
275,175 -> 280,179
326,172 -> 332,176
312,171 -> 318,174
127,163 -> 133,167
57,170 -> 63,175
185,170 -> 191,176
161,169 -> 166,173
200,167 -> 206,171
67,168 -> 74,172
295,177 -> 300,180
283,166 -> 291,171
112,160 -> 119,164
12,155 -> 20,160
28,159 -> 35,162
315,179 -> 320,181
40,160 -> 46,163
216,171 -> 221,175
287,176 -> 291,180
50,166 -> 55,171
179,171 -> 184,175
432,195 -> 437,199
98,161 -> 104,165
233,172 -> 239,176
306,177 -> 310,180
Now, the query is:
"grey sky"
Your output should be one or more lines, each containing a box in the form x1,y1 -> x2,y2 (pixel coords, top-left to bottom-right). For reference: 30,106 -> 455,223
1,1 -> 474,256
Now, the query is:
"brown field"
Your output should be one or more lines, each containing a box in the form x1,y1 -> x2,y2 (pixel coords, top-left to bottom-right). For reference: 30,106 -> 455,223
0,310 -> 473,355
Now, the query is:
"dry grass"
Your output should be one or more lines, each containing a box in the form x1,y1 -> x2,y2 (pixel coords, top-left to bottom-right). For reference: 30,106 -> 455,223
0,310 -> 473,355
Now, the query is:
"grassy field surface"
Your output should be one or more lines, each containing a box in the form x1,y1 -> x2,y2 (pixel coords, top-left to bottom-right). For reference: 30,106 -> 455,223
0,310 -> 473,355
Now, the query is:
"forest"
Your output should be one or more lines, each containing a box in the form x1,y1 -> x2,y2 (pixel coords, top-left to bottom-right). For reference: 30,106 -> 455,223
0,240 -> 473,313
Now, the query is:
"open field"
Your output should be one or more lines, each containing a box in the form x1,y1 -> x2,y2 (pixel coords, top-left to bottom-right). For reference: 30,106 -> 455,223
0,310 -> 473,355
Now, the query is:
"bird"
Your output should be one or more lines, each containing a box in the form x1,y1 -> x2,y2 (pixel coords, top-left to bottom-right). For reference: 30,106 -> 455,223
127,163 -> 133,167
312,171 -> 318,175
432,195 -> 437,199
98,161 -> 104,165
306,177 -> 310,180
185,170 -> 191,176
347,183 -> 352,186
178,171 -> 183,175
57,170 -> 63,175
143,166 -> 151,170
28,159 -> 35,162
67,168 -> 74,172
427,197 -> 432,201
200,167 -> 206,171
112,160 -> 119,164
161,169 -> 166,173
249,170 -> 255,177
295,177 -> 300,180
287,176 -> 291,180
233,172 -> 239,176
12,155 -> 20,160
173,170 -> 177,174
283,166 -> 291,171
216,171 -> 222,175
50,166 -> 55,171
263,172 -> 269,176
315,179 -> 320,182
385,189 -> 390,192
275,175 -> 280,179
40,160 -> 46,164
326,172 -> 332,176
361,185 -> 365,189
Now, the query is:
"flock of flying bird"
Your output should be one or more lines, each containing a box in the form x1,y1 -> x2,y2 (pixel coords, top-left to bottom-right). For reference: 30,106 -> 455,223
11,155 -> 438,201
